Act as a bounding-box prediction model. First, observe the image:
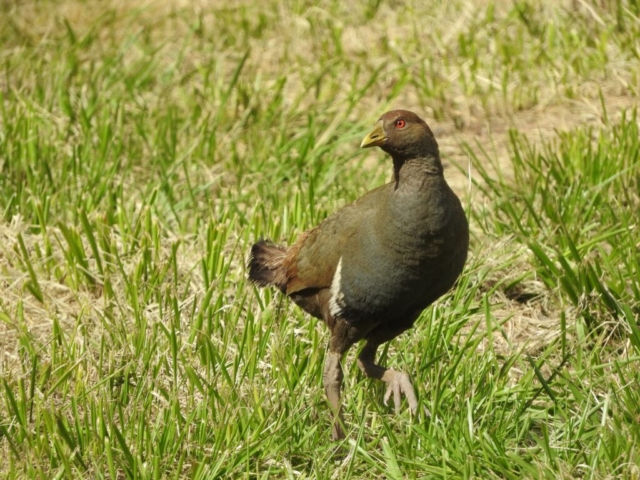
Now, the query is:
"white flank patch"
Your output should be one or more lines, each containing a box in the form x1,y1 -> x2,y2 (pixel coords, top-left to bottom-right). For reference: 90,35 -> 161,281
329,257 -> 345,318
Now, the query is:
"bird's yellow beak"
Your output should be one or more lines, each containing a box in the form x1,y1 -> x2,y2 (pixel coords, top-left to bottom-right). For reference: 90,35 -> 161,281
360,120 -> 387,148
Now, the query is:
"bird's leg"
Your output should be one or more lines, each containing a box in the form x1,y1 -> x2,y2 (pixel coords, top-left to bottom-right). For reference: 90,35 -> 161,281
323,351 -> 345,440
323,318 -> 363,440
356,320 -> 420,414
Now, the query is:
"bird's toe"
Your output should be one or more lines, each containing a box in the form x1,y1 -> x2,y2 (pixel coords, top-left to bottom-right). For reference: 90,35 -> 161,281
383,370 -> 418,414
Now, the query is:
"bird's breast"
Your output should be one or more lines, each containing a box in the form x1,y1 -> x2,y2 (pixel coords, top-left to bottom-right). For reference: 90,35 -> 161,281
328,184 -> 468,324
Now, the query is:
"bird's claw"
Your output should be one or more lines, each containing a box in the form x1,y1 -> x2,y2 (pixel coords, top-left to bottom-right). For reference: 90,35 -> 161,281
383,370 -> 418,414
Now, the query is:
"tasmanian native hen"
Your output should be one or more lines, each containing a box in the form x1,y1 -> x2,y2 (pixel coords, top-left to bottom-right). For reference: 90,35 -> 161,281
248,110 -> 469,440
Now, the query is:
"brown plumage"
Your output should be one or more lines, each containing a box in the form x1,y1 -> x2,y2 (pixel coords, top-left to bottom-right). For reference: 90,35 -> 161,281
249,110 -> 469,440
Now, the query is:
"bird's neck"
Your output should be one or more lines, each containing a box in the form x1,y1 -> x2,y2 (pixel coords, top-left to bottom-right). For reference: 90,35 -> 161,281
393,155 -> 444,190
381,154 -> 453,249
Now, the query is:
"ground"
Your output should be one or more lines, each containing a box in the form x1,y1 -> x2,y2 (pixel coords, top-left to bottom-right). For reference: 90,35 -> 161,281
1,0 -> 639,478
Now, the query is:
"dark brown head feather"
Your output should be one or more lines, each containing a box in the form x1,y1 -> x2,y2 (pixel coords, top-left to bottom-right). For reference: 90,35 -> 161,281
377,110 -> 439,162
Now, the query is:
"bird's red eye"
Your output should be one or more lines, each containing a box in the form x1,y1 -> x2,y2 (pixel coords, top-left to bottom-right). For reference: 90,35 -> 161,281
395,119 -> 406,128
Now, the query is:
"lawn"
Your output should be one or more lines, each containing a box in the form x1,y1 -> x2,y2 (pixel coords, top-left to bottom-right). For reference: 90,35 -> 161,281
1,0 -> 639,478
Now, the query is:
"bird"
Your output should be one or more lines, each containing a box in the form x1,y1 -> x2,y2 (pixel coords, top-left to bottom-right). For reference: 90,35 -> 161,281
248,110 -> 469,440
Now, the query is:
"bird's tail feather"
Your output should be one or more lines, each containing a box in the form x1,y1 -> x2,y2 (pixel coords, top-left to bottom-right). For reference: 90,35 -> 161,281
248,240 -> 288,292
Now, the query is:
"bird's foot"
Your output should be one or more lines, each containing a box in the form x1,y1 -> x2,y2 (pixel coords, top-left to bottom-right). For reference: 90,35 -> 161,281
382,370 -> 418,414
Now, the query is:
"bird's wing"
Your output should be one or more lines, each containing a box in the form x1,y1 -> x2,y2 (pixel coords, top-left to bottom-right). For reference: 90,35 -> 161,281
285,182 -> 393,295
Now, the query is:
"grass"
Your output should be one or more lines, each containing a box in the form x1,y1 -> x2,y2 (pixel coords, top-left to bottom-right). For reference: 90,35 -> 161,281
1,0 -> 639,478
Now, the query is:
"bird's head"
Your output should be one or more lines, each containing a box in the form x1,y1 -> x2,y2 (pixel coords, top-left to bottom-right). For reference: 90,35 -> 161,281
360,110 -> 439,162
